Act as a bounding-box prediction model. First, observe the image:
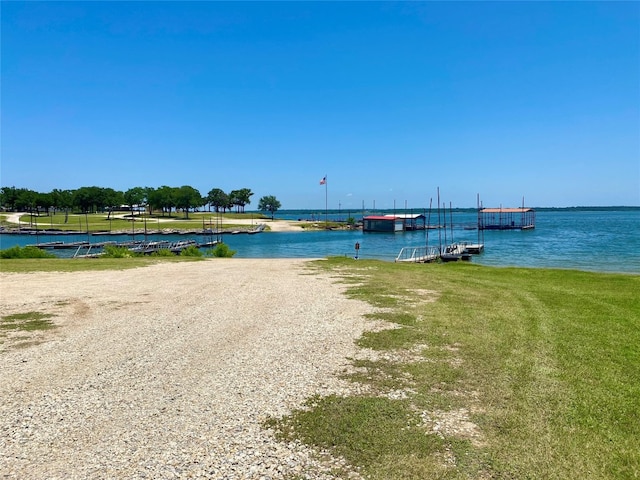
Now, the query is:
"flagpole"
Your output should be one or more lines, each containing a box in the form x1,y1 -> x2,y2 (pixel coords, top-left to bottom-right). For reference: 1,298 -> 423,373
325,174 -> 328,230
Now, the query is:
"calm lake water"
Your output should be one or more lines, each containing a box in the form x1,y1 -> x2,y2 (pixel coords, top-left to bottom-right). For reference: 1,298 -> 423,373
2,208 -> 639,274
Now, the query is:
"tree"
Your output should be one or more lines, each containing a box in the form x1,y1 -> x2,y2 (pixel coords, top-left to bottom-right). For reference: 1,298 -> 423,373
228,188 -> 253,213
174,185 -> 203,219
207,188 -> 229,213
35,192 -> 53,216
228,190 -> 240,213
258,195 -> 281,220
148,186 -> 174,216
15,189 -> 38,225
103,188 -> 124,220
0,186 -> 20,211
143,186 -> 156,215
72,186 -> 105,213
124,187 -> 146,217
235,188 -> 254,213
50,189 -> 74,222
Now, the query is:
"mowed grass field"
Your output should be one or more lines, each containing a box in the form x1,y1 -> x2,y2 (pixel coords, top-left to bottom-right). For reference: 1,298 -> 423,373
269,258 -> 639,479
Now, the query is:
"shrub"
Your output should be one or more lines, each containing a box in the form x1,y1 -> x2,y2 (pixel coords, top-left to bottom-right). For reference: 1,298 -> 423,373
152,248 -> 175,257
179,245 -> 203,257
0,245 -> 56,259
102,245 -> 137,258
210,243 -> 236,258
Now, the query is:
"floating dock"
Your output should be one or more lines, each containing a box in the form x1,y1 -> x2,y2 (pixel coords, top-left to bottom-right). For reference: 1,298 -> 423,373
395,241 -> 484,264
25,239 -> 218,257
395,245 -> 440,263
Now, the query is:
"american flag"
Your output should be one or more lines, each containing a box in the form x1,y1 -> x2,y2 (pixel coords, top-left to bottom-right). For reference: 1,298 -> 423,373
319,176 -> 326,185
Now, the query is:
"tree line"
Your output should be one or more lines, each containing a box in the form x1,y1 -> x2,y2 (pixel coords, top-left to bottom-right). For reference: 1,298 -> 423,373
0,185 -> 281,219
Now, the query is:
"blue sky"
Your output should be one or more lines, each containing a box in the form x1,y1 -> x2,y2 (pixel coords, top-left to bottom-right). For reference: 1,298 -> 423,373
2,1 -> 639,209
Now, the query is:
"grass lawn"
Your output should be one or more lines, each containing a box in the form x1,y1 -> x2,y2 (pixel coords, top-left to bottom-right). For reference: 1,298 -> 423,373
0,256 -> 203,273
268,258 -> 639,479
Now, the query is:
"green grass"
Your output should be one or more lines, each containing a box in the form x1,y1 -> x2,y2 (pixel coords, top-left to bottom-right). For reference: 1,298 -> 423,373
267,258 -> 640,479
0,256 -> 203,273
0,245 -> 56,258
1,311 -> 57,351
1,312 -> 56,333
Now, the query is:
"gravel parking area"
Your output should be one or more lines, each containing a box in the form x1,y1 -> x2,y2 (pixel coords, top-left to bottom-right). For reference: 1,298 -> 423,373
0,259 -> 374,479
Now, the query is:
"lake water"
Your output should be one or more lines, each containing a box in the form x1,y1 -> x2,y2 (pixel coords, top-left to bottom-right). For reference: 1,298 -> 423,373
2,208 -> 639,274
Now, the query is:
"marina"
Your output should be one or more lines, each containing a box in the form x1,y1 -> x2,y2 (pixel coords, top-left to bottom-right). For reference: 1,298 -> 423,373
1,208 -> 639,274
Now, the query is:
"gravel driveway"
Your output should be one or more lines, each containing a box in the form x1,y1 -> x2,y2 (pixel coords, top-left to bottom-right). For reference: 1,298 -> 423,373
0,259 -> 373,479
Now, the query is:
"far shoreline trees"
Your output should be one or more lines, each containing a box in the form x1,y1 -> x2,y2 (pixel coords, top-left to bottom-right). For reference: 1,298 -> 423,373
0,185 -> 266,218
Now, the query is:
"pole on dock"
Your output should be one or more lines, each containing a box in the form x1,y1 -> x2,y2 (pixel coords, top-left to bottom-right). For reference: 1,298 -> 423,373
449,202 -> 454,245
437,187 -> 442,255
443,202 -> 448,248
426,197 -> 432,249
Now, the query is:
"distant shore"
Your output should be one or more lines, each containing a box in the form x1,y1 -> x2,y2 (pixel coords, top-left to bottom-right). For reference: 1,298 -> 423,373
0,212 -> 307,235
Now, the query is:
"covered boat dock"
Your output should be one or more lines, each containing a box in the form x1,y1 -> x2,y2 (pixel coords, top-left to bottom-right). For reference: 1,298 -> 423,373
363,215 -> 405,232
363,213 -> 426,232
384,213 -> 426,230
478,207 -> 535,230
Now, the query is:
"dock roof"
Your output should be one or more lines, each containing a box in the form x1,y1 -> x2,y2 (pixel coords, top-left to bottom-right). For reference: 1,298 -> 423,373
363,215 -> 400,220
384,214 -> 425,219
481,208 -> 534,213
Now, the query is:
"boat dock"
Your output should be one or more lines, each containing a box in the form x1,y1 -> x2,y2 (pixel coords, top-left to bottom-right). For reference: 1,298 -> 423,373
395,241 -> 484,264
459,241 -> 484,254
395,245 -> 440,263
478,207 -> 535,230
25,239 -> 218,257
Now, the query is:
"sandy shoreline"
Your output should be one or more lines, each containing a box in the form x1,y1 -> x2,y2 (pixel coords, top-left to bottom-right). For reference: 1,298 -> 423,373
0,259 -> 375,478
1,212 -> 307,233
227,217 -> 305,232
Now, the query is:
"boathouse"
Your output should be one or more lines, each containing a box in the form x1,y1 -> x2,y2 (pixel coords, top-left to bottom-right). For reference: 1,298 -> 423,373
478,207 -> 535,230
363,215 -> 404,232
384,214 -> 426,230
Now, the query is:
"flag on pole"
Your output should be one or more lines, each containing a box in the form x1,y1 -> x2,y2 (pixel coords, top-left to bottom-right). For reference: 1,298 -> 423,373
319,176 -> 326,185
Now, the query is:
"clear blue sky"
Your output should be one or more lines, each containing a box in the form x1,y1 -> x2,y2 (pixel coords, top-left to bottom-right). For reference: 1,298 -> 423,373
2,1 -> 639,209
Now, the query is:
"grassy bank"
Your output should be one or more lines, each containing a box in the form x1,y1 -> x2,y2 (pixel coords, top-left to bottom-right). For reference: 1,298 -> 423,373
269,258 -> 639,479
0,256 -> 203,273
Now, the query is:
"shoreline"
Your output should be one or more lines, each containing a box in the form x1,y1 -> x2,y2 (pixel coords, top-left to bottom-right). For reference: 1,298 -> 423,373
0,216 -> 307,235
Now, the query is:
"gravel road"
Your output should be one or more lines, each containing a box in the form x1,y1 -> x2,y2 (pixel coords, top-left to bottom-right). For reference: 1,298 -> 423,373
0,259 -> 374,479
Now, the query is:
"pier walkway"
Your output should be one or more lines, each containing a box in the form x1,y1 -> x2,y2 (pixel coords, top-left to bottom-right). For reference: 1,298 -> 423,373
395,246 -> 440,263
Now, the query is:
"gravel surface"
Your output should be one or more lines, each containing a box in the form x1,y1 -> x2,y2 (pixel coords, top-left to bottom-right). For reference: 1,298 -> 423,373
0,259 -> 375,479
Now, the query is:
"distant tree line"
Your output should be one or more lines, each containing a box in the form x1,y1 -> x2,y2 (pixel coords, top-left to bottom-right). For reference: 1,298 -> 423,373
0,185 -> 279,221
